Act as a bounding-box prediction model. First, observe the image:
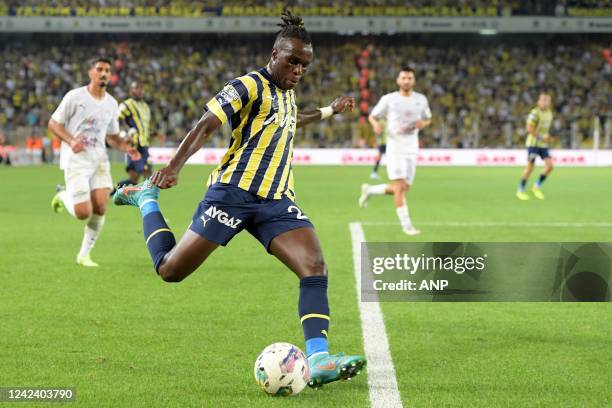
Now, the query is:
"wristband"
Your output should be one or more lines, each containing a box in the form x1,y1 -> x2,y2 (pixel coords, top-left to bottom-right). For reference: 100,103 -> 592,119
319,106 -> 334,119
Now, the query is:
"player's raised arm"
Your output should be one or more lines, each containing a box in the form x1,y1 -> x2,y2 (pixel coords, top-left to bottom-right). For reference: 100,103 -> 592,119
150,111 -> 222,189
296,95 -> 355,128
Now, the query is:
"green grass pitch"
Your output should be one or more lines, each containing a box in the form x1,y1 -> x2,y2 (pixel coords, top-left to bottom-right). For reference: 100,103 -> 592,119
1,164 -> 610,407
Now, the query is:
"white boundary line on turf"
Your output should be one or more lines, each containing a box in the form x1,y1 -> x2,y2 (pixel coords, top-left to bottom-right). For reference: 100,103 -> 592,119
361,221 -> 612,228
350,222 -> 403,408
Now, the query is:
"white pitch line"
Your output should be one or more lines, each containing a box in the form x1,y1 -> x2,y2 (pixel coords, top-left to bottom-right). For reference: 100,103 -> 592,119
361,221 -> 612,228
350,222 -> 403,408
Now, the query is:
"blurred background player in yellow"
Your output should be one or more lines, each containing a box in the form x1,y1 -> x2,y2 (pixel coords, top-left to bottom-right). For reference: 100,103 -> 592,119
116,80 -> 153,188
517,91 -> 554,200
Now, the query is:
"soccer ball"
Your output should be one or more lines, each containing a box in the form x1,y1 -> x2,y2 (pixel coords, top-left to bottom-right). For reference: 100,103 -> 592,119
254,342 -> 310,396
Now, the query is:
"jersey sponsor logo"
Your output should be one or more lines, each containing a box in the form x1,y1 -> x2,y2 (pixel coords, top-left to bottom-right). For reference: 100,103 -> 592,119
263,111 -> 291,127
203,205 -> 242,229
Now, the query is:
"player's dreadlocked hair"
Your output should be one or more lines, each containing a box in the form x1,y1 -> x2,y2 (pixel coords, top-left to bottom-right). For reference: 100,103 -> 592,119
275,9 -> 311,45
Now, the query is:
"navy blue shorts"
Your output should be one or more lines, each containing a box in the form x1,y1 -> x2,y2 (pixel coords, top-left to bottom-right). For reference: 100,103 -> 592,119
527,147 -> 551,163
126,146 -> 151,174
377,144 -> 386,154
189,183 -> 314,251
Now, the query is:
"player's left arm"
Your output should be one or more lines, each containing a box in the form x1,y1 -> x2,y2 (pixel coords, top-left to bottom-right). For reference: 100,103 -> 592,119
296,96 -> 355,129
106,106 -> 140,160
106,133 -> 140,160
415,98 -> 432,129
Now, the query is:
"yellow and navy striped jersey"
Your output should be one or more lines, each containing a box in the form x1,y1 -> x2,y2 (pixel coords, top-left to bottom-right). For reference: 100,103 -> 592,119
526,107 -> 553,148
206,67 -> 298,200
118,98 -> 151,148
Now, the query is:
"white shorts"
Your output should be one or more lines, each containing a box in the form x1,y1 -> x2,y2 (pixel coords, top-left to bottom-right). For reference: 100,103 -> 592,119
386,153 -> 417,184
64,161 -> 113,204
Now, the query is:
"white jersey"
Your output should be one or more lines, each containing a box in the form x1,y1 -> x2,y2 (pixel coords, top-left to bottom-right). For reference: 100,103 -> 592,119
51,86 -> 120,170
370,91 -> 431,155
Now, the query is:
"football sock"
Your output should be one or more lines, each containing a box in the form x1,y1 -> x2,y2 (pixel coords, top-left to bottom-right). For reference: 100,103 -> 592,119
373,160 -> 380,173
141,201 -> 176,273
59,191 -> 76,217
367,184 -> 387,195
396,205 -> 412,229
117,178 -> 135,188
299,276 -> 330,358
535,174 -> 547,188
78,214 -> 105,258
518,178 -> 527,192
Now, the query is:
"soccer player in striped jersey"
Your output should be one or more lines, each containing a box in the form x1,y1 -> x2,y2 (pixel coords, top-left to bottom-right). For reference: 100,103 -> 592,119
116,81 -> 153,188
113,11 -> 366,387
516,91 -> 554,200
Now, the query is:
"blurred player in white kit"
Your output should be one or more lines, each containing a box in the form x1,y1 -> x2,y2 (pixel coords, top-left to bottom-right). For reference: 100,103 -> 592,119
359,67 -> 431,235
49,57 -> 140,266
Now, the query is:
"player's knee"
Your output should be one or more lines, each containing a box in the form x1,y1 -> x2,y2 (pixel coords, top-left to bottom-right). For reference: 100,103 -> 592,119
159,266 -> 185,283
159,260 -> 189,283
305,254 -> 327,277
74,208 -> 91,220
161,272 -> 185,283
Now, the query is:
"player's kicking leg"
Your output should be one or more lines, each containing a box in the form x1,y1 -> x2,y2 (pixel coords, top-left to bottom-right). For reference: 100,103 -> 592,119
531,155 -> 552,200
113,180 -> 218,281
269,227 -> 366,388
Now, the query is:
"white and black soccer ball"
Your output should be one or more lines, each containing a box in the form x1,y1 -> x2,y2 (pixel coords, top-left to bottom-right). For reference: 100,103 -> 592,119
254,342 -> 310,396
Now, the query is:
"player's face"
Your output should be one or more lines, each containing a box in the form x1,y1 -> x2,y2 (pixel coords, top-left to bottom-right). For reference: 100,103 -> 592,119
88,62 -> 111,88
131,83 -> 143,99
270,38 -> 313,90
538,94 -> 551,110
396,71 -> 415,92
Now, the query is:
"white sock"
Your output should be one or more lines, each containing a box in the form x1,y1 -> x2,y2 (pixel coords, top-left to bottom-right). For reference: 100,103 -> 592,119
59,191 -> 76,217
396,205 -> 412,229
367,184 -> 387,195
78,214 -> 105,258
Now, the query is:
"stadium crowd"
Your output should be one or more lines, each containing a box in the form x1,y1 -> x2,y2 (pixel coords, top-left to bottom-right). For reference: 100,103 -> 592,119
2,1 -> 610,17
0,34 -> 609,149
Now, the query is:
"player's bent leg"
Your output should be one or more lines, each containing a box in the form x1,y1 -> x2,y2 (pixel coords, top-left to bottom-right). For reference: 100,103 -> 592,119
91,188 -> 111,215
114,181 -> 222,281
359,183 -> 392,208
269,228 -> 366,387
157,230 -> 218,282
73,201 -> 93,220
